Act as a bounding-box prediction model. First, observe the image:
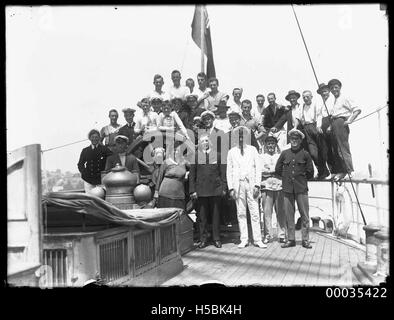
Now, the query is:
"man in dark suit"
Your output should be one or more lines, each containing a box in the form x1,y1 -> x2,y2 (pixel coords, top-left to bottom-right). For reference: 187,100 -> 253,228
77,129 -> 112,193
275,128 -> 314,249
118,107 -> 137,145
271,90 -> 302,145
189,134 -> 227,249
105,135 -> 140,182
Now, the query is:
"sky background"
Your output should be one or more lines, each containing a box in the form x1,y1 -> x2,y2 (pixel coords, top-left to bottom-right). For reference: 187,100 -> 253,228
6,4 -> 388,177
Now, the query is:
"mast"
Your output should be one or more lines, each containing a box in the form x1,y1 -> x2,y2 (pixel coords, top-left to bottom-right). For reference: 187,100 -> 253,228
200,5 -> 205,73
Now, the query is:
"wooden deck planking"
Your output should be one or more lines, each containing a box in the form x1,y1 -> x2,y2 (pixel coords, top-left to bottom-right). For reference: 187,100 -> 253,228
304,233 -> 326,286
220,244 -> 270,286
317,233 -> 332,286
229,240 -> 280,286
282,237 -> 309,286
163,232 -> 364,287
291,233 -> 319,286
259,239 -> 295,286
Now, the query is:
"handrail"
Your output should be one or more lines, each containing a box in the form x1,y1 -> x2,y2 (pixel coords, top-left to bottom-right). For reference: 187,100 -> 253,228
309,178 -> 388,186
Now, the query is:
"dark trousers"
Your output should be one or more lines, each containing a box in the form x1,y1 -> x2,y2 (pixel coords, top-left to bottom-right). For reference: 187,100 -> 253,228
320,116 -> 334,173
330,117 -> 354,173
301,123 -> 329,176
283,191 -> 309,241
197,196 -> 221,241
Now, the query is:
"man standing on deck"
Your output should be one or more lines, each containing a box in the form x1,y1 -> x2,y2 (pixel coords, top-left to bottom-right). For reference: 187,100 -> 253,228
227,126 -> 266,249
254,94 -> 266,124
100,109 -> 122,153
327,78 -> 361,181
78,129 -> 112,193
275,128 -> 314,249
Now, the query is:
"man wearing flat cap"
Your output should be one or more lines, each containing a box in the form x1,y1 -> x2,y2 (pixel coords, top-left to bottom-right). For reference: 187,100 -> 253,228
105,135 -> 140,181
118,107 -> 137,146
275,128 -> 314,249
327,78 -> 361,180
271,90 -> 302,145
78,129 -> 112,193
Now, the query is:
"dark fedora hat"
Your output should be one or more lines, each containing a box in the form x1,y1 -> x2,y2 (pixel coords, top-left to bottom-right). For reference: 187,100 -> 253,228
328,79 -> 342,88
317,83 -> 330,94
285,90 -> 301,101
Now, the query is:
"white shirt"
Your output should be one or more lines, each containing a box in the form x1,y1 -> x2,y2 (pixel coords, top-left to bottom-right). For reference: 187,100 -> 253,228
228,99 -> 242,113
331,93 -> 360,118
316,94 -> 334,120
214,117 -> 232,133
227,144 -> 261,191
118,153 -> 126,167
134,111 -> 159,133
168,85 -> 190,101
300,101 -> 321,125
148,89 -> 169,101
196,87 -> 210,109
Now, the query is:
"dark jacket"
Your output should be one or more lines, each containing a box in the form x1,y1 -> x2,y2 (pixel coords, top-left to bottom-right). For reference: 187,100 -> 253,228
275,147 -> 314,194
189,149 -> 227,197
105,153 -> 140,174
262,103 -> 287,130
178,106 -> 205,130
274,105 -> 301,143
118,122 -> 136,145
77,144 -> 112,185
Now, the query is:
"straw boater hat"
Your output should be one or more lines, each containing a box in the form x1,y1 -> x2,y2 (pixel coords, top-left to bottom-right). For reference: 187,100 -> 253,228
316,83 -> 330,94
122,107 -> 136,113
114,135 -> 129,143
285,90 -> 301,101
201,110 -> 215,119
328,78 -> 342,88
288,128 -> 305,140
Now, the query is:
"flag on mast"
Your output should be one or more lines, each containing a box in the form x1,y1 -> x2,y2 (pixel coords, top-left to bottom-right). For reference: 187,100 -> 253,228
191,5 -> 216,78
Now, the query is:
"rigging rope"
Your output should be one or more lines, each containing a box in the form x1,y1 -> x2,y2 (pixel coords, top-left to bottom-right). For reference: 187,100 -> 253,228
290,4 -> 367,225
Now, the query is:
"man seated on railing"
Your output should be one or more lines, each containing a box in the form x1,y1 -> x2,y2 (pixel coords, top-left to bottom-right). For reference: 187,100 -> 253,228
326,79 -> 361,181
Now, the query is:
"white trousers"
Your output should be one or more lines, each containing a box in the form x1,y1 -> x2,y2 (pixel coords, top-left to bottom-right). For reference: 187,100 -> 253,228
236,180 -> 262,242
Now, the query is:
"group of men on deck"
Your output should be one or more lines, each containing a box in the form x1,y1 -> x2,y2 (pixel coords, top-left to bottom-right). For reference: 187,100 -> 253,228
77,71 -> 361,250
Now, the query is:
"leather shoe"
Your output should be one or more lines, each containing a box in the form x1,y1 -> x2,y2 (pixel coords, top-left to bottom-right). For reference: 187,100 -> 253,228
213,241 -> 222,248
281,240 -> 296,248
302,240 -> 312,249
198,241 -> 208,249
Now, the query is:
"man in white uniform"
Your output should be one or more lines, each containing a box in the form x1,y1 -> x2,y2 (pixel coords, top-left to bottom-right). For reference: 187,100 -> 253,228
227,126 -> 266,249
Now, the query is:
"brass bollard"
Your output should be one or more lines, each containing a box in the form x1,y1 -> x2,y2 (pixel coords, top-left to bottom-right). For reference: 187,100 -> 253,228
374,229 -> 389,277
363,224 -> 381,265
